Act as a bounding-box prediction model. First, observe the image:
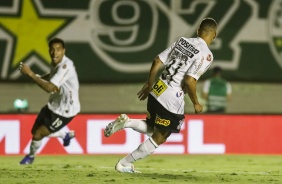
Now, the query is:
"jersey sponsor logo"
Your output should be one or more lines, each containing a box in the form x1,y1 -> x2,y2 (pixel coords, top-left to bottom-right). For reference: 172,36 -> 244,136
155,115 -> 170,126
176,38 -> 199,58
179,38 -> 199,54
175,45 -> 194,58
152,79 -> 167,97
176,91 -> 183,97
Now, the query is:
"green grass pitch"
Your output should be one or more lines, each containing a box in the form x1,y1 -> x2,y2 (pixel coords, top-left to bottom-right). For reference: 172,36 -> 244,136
0,155 -> 281,184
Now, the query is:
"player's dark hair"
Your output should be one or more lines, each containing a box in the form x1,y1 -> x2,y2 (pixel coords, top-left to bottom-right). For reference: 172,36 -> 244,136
199,18 -> 217,31
48,38 -> 65,48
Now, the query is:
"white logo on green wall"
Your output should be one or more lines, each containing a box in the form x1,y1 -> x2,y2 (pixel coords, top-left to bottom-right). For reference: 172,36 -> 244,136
269,0 -> 282,68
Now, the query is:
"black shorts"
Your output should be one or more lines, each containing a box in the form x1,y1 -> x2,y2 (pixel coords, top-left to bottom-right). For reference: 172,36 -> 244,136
32,105 -> 74,134
146,94 -> 185,133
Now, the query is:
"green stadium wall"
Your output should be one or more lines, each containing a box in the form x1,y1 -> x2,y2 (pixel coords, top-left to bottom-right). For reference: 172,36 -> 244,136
0,0 -> 281,83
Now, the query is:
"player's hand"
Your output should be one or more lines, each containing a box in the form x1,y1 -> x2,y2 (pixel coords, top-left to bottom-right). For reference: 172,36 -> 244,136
137,83 -> 151,101
19,62 -> 33,76
194,103 -> 203,114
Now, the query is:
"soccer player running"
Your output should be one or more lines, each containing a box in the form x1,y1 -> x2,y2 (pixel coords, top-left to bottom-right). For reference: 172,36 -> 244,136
19,38 -> 80,164
104,18 -> 218,173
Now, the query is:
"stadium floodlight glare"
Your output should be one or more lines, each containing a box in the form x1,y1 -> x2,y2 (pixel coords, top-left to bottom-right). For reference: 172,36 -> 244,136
14,99 -> 29,111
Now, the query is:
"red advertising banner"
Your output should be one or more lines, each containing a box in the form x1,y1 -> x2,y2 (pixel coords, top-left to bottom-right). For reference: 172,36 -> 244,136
0,114 -> 282,155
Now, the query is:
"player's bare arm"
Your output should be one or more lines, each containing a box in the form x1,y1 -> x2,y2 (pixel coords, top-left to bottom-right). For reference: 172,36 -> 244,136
137,56 -> 163,101
184,75 -> 203,114
19,62 -> 59,93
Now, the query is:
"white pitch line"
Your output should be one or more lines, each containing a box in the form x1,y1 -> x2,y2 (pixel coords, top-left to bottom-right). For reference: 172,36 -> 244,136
99,166 -> 271,175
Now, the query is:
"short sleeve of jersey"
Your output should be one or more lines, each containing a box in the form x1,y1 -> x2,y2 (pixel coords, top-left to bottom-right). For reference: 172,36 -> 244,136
187,55 -> 213,81
187,56 -> 203,80
158,41 -> 177,64
50,63 -> 69,88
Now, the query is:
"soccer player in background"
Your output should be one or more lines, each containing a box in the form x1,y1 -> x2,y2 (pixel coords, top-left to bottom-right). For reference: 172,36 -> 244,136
104,18 -> 218,173
19,38 -> 80,164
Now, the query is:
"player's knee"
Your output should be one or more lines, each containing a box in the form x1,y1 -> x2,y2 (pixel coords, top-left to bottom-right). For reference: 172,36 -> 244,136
155,137 -> 167,145
151,134 -> 168,145
152,128 -> 171,145
32,133 -> 44,141
32,129 -> 49,140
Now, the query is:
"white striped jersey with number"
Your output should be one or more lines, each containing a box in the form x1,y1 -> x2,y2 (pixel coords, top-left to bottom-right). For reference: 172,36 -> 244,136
150,37 -> 213,114
48,55 -> 81,118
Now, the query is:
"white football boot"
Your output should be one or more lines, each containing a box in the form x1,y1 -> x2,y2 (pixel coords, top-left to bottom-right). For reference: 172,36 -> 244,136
104,114 -> 129,137
115,161 -> 141,173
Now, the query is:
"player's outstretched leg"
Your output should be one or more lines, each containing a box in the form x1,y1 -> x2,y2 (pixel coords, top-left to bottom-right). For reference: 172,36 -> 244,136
104,114 -> 129,137
63,131 -> 75,146
115,160 -> 141,173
